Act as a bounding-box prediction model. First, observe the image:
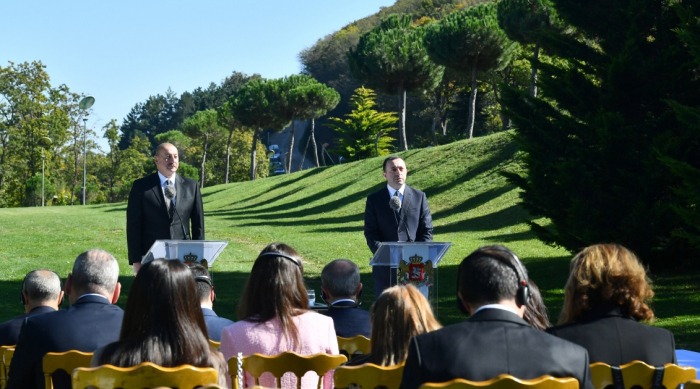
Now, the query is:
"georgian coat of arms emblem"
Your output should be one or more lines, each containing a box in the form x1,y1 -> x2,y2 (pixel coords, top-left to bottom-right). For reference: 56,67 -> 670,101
399,253 -> 433,287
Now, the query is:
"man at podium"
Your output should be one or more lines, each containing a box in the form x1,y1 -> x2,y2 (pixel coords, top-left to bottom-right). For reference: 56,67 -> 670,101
127,143 -> 204,275
364,156 -> 433,297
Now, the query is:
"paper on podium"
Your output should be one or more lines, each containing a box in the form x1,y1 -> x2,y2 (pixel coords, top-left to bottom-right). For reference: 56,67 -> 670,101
143,240 -> 228,268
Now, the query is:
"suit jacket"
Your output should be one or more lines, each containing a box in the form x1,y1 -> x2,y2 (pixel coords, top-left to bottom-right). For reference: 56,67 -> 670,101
547,305 -> 677,366
399,309 -> 594,389
202,307 -> 234,342
364,185 -> 433,254
6,295 -> 124,389
323,300 -> 371,338
0,306 -> 55,346
127,172 -> 204,264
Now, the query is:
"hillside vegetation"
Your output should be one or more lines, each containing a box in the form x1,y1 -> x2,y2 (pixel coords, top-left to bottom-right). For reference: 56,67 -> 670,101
1,132 -> 698,348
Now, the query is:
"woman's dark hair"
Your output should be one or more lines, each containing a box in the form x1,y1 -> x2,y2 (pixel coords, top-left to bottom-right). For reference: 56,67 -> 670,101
237,243 -> 308,348
98,259 -> 214,367
522,278 -> 551,330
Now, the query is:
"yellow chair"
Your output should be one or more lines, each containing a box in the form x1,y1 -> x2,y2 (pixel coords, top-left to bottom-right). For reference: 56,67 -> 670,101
3,348 -> 15,381
227,352 -> 348,389
0,345 -> 15,389
71,362 -> 218,389
334,363 -> 405,389
683,380 -> 700,389
43,350 -> 93,389
419,375 -> 579,389
590,361 -> 696,389
337,336 -> 371,358
209,339 -> 221,350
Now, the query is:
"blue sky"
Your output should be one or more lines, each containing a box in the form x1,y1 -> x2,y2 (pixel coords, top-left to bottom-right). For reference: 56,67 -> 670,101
1,1 -> 395,148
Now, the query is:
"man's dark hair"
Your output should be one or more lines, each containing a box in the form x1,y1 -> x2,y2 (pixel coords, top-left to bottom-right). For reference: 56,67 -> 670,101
187,263 -> 212,303
321,259 -> 360,298
458,246 -> 523,305
382,156 -> 404,172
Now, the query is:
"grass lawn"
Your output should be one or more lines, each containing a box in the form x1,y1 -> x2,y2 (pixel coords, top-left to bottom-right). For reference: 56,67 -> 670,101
1,131 -> 698,349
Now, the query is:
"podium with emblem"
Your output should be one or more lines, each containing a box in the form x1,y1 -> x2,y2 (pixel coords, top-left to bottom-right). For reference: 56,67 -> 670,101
369,241 -> 451,315
143,240 -> 228,271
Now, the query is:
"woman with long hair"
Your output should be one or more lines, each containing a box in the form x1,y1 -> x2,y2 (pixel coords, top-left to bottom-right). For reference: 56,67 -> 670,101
94,259 -> 226,385
346,284 -> 441,366
547,243 -> 676,365
523,278 -> 551,331
220,243 -> 338,388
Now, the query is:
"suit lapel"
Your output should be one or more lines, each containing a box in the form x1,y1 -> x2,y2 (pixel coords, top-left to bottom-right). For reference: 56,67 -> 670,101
175,174 -> 185,211
399,186 -> 413,220
382,189 -> 399,227
150,173 -> 170,218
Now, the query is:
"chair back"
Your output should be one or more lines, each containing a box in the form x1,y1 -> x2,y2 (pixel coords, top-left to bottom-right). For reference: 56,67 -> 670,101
337,336 -> 371,357
684,380 -> 700,389
71,362 -> 218,389
227,352 -> 348,389
43,350 -> 93,389
209,339 -> 221,350
0,345 -> 15,389
334,363 -> 405,389
590,362 -> 696,389
419,375 -> 579,389
3,348 -> 14,380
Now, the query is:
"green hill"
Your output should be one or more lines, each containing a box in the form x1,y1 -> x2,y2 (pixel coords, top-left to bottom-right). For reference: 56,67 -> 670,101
1,131 -> 698,349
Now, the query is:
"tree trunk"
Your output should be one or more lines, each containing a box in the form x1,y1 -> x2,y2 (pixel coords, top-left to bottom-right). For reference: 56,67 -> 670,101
398,85 -> 408,151
431,118 -> 439,146
467,59 -> 479,139
440,118 -> 448,136
250,127 -> 259,181
0,133 -> 8,193
225,126 -> 233,184
531,43 -> 540,98
492,75 -> 511,131
287,118 -> 295,174
300,131 -> 311,171
72,125 -> 79,205
200,132 -> 208,189
311,118 -> 320,168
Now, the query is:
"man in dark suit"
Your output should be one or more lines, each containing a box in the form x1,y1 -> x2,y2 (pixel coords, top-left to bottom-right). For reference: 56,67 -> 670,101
127,143 -> 204,275
364,156 -> 433,297
7,249 -> 124,389
188,263 -> 234,342
399,245 -> 594,389
321,259 -> 371,338
0,269 -> 63,346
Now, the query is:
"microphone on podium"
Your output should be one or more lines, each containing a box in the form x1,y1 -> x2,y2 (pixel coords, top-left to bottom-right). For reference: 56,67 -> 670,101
164,185 -> 190,240
389,195 -> 413,242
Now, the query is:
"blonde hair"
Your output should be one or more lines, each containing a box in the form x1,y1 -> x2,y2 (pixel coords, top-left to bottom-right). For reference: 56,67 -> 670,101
369,284 -> 441,366
558,244 -> 654,325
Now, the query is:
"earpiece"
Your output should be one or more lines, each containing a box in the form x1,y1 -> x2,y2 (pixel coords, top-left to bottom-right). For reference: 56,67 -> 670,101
21,269 -> 64,307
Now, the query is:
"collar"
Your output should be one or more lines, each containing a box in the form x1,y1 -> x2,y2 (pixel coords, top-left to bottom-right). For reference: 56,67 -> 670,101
387,184 -> 405,196
158,171 -> 177,185
331,299 -> 357,306
473,303 -> 520,316
581,304 -> 630,321
201,307 -> 216,316
75,294 -> 110,303
29,305 -> 56,314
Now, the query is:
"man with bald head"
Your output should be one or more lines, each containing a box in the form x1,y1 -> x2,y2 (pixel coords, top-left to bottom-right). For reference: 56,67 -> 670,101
0,269 -> 64,346
7,249 -> 124,389
321,259 -> 370,338
127,142 -> 204,274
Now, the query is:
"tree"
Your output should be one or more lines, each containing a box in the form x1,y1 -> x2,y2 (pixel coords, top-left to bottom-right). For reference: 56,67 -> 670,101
288,82 -> 340,168
328,87 -> 397,161
497,0 -> 561,98
103,119 -> 122,202
216,103 -> 243,184
274,74 -> 317,173
181,109 -> 222,189
228,78 -> 289,180
424,3 -> 518,139
348,14 -> 444,151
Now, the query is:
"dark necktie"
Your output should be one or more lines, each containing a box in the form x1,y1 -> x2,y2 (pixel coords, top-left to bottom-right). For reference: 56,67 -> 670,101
166,180 -> 174,218
394,190 -> 401,219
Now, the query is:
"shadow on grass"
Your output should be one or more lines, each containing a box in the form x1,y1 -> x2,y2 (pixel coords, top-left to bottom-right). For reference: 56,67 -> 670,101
103,206 -> 127,213
439,204 -> 527,233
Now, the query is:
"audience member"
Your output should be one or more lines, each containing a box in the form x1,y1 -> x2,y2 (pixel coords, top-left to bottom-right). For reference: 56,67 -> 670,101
523,278 -> 551,330
188,263 -> 234,342
547,243 -> 676,365
0,269 -> 63,346
221,243 -> 338,389
399,245 -> 593,389
346,284 -> 441,366
94,259 -> 226,386
321,259 -> 371,338
7,249 -> 123,389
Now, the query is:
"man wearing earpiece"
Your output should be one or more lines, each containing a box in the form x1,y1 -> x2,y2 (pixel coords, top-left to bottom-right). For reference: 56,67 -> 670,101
399,245 -> 594,389
0,270 -> 64,346
188,263 -> 234,342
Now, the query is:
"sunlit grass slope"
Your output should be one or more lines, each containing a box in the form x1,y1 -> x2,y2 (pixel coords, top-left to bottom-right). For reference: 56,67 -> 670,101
0,130 -> 698,349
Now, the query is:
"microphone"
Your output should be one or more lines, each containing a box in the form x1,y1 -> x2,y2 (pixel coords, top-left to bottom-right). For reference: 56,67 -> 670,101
164,185 -> 189,240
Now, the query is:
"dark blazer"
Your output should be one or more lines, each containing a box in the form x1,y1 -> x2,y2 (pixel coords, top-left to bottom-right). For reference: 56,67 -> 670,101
0,306 -> 55,346
202,308 -> 234,342
323,300 -> 371,338
127,172 -> 204,264
364,185 -> 433,254
6,295 -> 124,389
399,309 -> 594,389
547,305 -> 677,366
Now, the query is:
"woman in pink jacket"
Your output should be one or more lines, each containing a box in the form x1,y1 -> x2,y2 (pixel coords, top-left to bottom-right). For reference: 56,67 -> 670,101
221,243 -> 339,389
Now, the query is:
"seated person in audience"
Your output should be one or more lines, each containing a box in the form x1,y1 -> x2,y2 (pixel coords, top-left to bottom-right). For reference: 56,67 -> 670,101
345,284 -> 441,366
547,243 -> 677,365
399,245 -> 593,389
523,278 -> 551,331
188,263 -> 234,342
321,259 -> 371,338
7,249 -> 123,389
221,243 -> 338,389
94,259 -> 227,386
0,269 -> 64,346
